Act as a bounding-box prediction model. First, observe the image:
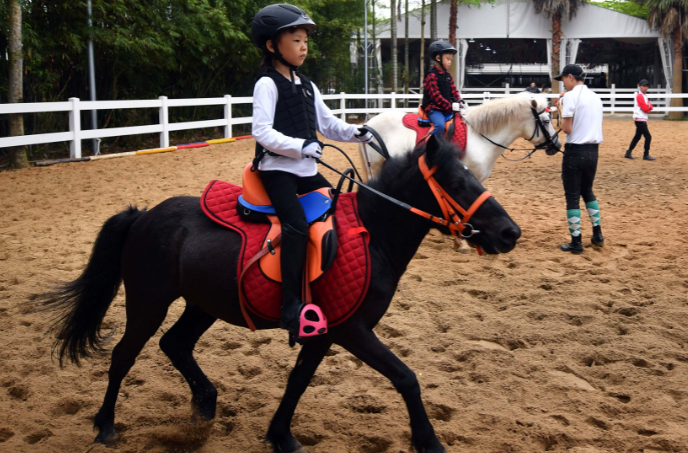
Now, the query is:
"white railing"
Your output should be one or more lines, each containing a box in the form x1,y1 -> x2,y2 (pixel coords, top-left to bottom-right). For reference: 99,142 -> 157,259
2,87 -> 686,158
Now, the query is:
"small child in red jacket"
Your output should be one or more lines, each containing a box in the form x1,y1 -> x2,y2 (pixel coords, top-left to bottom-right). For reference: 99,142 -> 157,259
420,41 -> 463,137
625,79 -> 655,160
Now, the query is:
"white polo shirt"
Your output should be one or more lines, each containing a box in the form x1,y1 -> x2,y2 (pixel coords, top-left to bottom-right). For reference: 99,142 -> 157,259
561,84 -> 604,145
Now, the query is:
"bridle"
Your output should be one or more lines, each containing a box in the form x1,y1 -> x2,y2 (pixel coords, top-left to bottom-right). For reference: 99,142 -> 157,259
318,145 -> 493,254
416,155 -> 491,242
462,106 -> 562,161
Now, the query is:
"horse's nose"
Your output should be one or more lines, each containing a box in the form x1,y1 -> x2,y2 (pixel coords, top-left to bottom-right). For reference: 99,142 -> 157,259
499,225 -> 521,252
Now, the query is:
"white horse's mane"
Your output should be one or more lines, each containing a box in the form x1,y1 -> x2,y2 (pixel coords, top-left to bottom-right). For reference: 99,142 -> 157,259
464,93 -> 548,136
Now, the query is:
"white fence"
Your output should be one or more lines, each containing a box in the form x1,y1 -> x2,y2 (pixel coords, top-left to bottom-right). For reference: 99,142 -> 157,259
1,86 -> 687,159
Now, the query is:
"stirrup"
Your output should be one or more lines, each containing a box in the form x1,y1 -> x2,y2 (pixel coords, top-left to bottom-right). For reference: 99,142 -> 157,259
299,304 -> 328,338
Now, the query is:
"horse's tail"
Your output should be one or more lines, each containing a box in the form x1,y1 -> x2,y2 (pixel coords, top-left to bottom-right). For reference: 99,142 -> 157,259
39,206 -> 145,367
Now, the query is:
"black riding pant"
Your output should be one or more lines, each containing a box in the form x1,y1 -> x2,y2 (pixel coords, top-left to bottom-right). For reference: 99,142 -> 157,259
628,120 -> 651,154
259,170 -> 332,306
562,143 -> 598,210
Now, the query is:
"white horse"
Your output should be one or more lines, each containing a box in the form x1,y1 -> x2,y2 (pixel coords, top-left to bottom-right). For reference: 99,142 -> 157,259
358,93 -> 561,184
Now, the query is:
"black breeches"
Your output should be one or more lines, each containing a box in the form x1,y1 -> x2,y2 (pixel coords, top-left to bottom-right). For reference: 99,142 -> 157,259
562,145 -> 598,210
259,170 -> 332,234
259,170 -> 332,305
629,121 -> 651,153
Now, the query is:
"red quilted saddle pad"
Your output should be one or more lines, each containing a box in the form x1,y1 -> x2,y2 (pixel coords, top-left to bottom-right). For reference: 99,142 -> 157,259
200,180 -> 371,327
402,112 -> 467,159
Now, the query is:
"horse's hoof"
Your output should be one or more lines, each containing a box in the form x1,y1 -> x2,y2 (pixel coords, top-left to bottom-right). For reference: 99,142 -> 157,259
93,429 -> 117,446
291,442 -> 309,453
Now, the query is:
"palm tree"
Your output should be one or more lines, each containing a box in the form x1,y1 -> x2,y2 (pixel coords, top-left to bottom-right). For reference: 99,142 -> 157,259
404,0 -> 410,106
431,0 -> 438,41
8,0 -> 29,169
533,0 -> 586,94
636,0 -> 688,119
420,0 -> 426,93
391,0 -> 398,92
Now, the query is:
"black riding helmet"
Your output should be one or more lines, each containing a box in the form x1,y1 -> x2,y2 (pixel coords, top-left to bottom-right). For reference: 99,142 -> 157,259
428,40 -> 457,62
252,4 -> 317,60
252,4 -> 316,92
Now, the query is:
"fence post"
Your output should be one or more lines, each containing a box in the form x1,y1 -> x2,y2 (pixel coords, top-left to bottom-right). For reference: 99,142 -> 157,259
483,92 -> 490,104
505,83 -> 510,95
610,84 -> 616,116
224,95 -> 233,138
69,97 -> 82,158
340,92 -> 346,121
159,96 -> 170,148
391,92 -> 396,110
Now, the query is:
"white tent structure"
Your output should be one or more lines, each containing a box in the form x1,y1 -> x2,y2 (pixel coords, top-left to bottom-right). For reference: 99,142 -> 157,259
366,0 -> 670,90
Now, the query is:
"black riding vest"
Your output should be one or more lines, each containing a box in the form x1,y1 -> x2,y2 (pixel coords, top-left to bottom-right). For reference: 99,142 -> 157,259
254,69 -> 318,163
422,66 -> 454,112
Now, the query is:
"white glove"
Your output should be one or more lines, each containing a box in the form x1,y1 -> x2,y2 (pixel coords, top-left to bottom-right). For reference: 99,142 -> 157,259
301,141 -> 322,159
452,102 -> 461,112
355,128 -> 374,144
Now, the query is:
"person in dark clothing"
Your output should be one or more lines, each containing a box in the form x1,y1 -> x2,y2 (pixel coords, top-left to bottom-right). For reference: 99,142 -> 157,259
625,79 -> 655,160
525,82 -> 540,94
421,41 -> 463,137
251,4 -> 373,343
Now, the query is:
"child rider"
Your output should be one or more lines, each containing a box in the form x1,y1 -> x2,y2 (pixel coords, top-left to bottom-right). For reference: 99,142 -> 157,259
251,3 -> 373,344
420,41 -> 464,137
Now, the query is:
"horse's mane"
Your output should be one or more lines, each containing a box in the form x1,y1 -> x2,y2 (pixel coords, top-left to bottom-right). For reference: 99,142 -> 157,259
464,93 -> 548,136
368,136 -> 462,196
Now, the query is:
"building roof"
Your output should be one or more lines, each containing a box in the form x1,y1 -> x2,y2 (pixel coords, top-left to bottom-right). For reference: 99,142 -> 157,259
373,0 -> 658,40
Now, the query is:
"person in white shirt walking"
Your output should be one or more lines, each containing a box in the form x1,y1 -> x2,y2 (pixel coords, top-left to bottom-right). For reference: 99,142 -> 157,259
624,79 -> 655,160
554,64 -> 605,254
251,4 -> 373,343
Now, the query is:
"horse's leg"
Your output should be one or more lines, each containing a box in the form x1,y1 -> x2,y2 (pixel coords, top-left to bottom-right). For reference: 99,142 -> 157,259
93,299 -> 169,444
266,338 -> 332,453
338,329 -> 445,453
159,304 -> 218,420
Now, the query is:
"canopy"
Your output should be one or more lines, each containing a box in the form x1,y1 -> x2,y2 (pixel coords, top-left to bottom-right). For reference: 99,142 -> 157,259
375,0 -> 659,40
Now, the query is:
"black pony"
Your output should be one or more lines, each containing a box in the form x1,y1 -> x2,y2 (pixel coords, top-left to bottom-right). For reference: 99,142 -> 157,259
41,136 -> 521,453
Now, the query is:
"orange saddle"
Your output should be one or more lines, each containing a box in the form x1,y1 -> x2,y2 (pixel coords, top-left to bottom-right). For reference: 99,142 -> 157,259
236,164 -> 337,283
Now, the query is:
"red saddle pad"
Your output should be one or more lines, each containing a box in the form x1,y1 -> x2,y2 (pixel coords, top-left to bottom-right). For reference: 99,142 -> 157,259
402,112 -> 467,159
200,180 -> 371,327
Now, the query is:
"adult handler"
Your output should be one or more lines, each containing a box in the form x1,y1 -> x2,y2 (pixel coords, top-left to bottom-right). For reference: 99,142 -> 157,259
554,64 -> 604,254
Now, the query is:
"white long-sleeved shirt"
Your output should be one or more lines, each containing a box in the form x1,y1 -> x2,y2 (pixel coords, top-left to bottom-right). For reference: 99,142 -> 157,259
252,76 -> 360,177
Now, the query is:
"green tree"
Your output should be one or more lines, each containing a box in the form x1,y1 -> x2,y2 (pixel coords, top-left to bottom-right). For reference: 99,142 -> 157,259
533,0 -> 587,94
0,0 -> 363,160
8,0 -> 29,168
633,0 -> 687,119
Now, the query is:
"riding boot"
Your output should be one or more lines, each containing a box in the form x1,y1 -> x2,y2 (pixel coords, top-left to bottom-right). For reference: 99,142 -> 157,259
624,150 -> 634,159
561,209 -> 583,253
560,235 -> 583,254
591,225 -> 604,246
643,151 -> 656,161
278,223 -> 309,335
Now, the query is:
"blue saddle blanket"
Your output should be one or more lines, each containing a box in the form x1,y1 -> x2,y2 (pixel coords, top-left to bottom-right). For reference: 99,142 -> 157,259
238,191 -> 333,224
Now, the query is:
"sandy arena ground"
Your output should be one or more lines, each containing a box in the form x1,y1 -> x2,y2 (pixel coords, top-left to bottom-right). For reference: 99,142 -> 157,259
1,119 -> 687,453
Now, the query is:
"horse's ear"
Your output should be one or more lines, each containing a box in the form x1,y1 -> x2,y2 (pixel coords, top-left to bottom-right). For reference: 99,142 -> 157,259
531,99 -> 539,109
425,134 -> 441,165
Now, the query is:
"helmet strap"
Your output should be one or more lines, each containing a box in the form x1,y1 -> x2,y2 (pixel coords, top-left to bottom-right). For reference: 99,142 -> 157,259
267,38 -> 299,94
